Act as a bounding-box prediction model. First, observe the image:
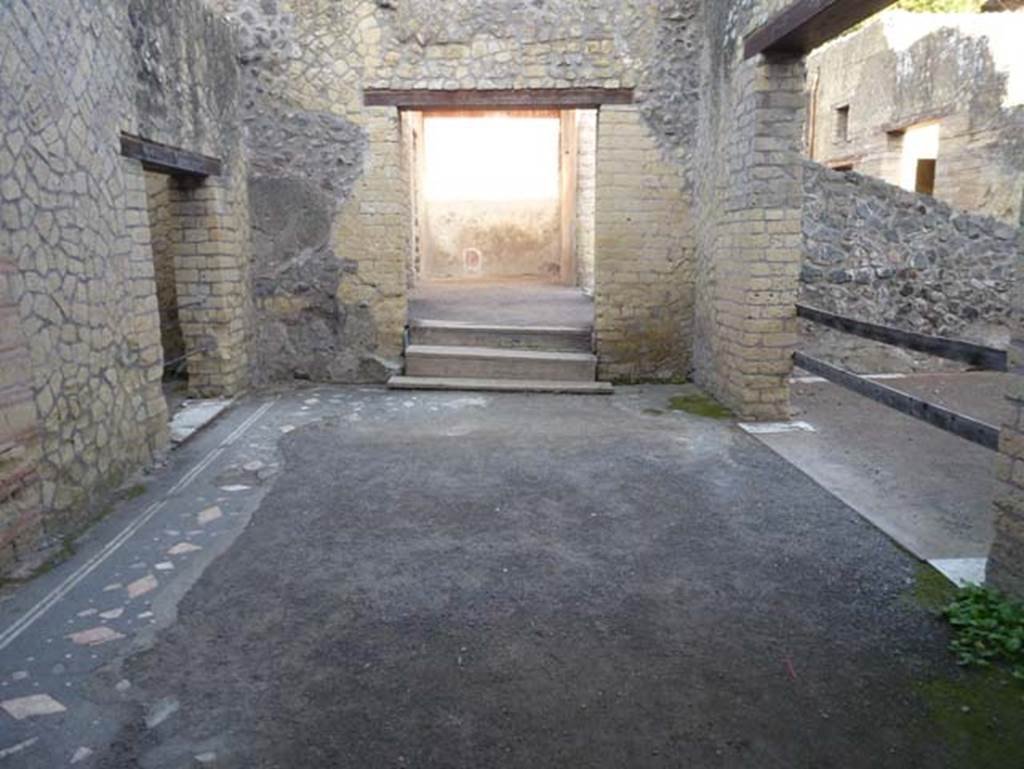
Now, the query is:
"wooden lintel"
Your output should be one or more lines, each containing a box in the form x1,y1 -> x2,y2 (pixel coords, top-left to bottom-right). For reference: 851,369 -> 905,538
363,88 -> 634,110
744,0 -> 897,59
120,134 -> 223,178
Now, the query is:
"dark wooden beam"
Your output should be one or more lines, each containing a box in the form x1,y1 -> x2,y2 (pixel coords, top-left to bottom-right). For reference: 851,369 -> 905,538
796,304 -> 1009,371
744,0 -> 897,59
120,134 -> 222,178
794,352 -> 1000,450
363,88 -> 634,110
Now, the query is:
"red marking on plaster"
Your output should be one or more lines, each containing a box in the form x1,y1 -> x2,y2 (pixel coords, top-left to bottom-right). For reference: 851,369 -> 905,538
784,657 -> 798,681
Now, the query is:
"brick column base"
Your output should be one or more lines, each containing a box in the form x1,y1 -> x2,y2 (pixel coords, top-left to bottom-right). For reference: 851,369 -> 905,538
988,341 -> 1024,598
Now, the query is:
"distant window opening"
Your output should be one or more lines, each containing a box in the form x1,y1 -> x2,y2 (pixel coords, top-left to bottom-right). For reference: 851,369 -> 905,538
834,105 -> 850,142
831,163 -> 854,172
915,158 -> 936,196
899,122 -> 940,195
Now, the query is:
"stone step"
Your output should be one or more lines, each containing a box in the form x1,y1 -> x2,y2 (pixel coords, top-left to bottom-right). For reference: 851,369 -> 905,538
388,376 -> 613,395
409,320 -> 592,353
404,345 -> 597,382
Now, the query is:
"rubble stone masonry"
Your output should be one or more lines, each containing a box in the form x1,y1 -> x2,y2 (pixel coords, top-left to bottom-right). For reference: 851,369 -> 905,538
0,0 -> 247,568
800,162 -> 1021,371
0,217 -> 43,570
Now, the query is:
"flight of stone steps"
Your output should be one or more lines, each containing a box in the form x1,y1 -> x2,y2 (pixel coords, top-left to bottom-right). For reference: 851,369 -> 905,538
387,319 -> 613,394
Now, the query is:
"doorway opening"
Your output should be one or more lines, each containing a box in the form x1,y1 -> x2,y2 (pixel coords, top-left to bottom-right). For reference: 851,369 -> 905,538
405,108 -> 596,329
143,170 -> 190,416
137,164 -> 235,441
421,110 -> 562,282
120,133 -> 240,440
395,107 -> 605,392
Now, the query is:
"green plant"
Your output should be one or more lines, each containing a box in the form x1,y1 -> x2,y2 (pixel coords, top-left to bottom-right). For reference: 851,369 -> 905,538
942,585 -> 1024,680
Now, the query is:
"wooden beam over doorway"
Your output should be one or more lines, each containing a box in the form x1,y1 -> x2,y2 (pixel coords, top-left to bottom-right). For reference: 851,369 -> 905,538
120,134 -> 223,178
743,0 -> 897,59
363,88 -> 634,110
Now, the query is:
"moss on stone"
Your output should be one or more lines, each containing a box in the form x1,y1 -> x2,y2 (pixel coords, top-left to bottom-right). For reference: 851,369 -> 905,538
0,538 -> 77,590
908,562 -> 958,613
118,483 -> 148,502
904,563 -> 1024,765
31,539 -> 76,577
667,393 -> 733,419
916,669 -> 1024,768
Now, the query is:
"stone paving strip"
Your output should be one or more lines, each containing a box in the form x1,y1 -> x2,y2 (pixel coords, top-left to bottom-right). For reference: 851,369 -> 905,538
125,574 -> 159,599
67,627 -> 124,646
167,543 -> 201,556
928,557 -> 988,587
738,420 -> 816,435
2,694 -> 67,720
0,737 -> 39,758
197,506 -> 223,525
0,394 -> 302,764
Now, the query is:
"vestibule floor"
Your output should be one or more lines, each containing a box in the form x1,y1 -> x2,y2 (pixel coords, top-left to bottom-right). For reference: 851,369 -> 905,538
2,385 -> 1016,768
409,279 -> 594,327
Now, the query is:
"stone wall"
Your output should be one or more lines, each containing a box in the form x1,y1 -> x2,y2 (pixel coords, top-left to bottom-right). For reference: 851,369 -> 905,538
423,200 -> 562,281
145,172 -> 186,369
596,105 -> 692,381
989,252 -> 1024,598
0,219 -> 43,570
991,377 -> 1024,597
806,11 -> 1024,226
0,0 -> 247,570
800,162 -> 1020,371
211,0 -> 705,385
168,167 -> 254,396
692,0 -> 806,419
